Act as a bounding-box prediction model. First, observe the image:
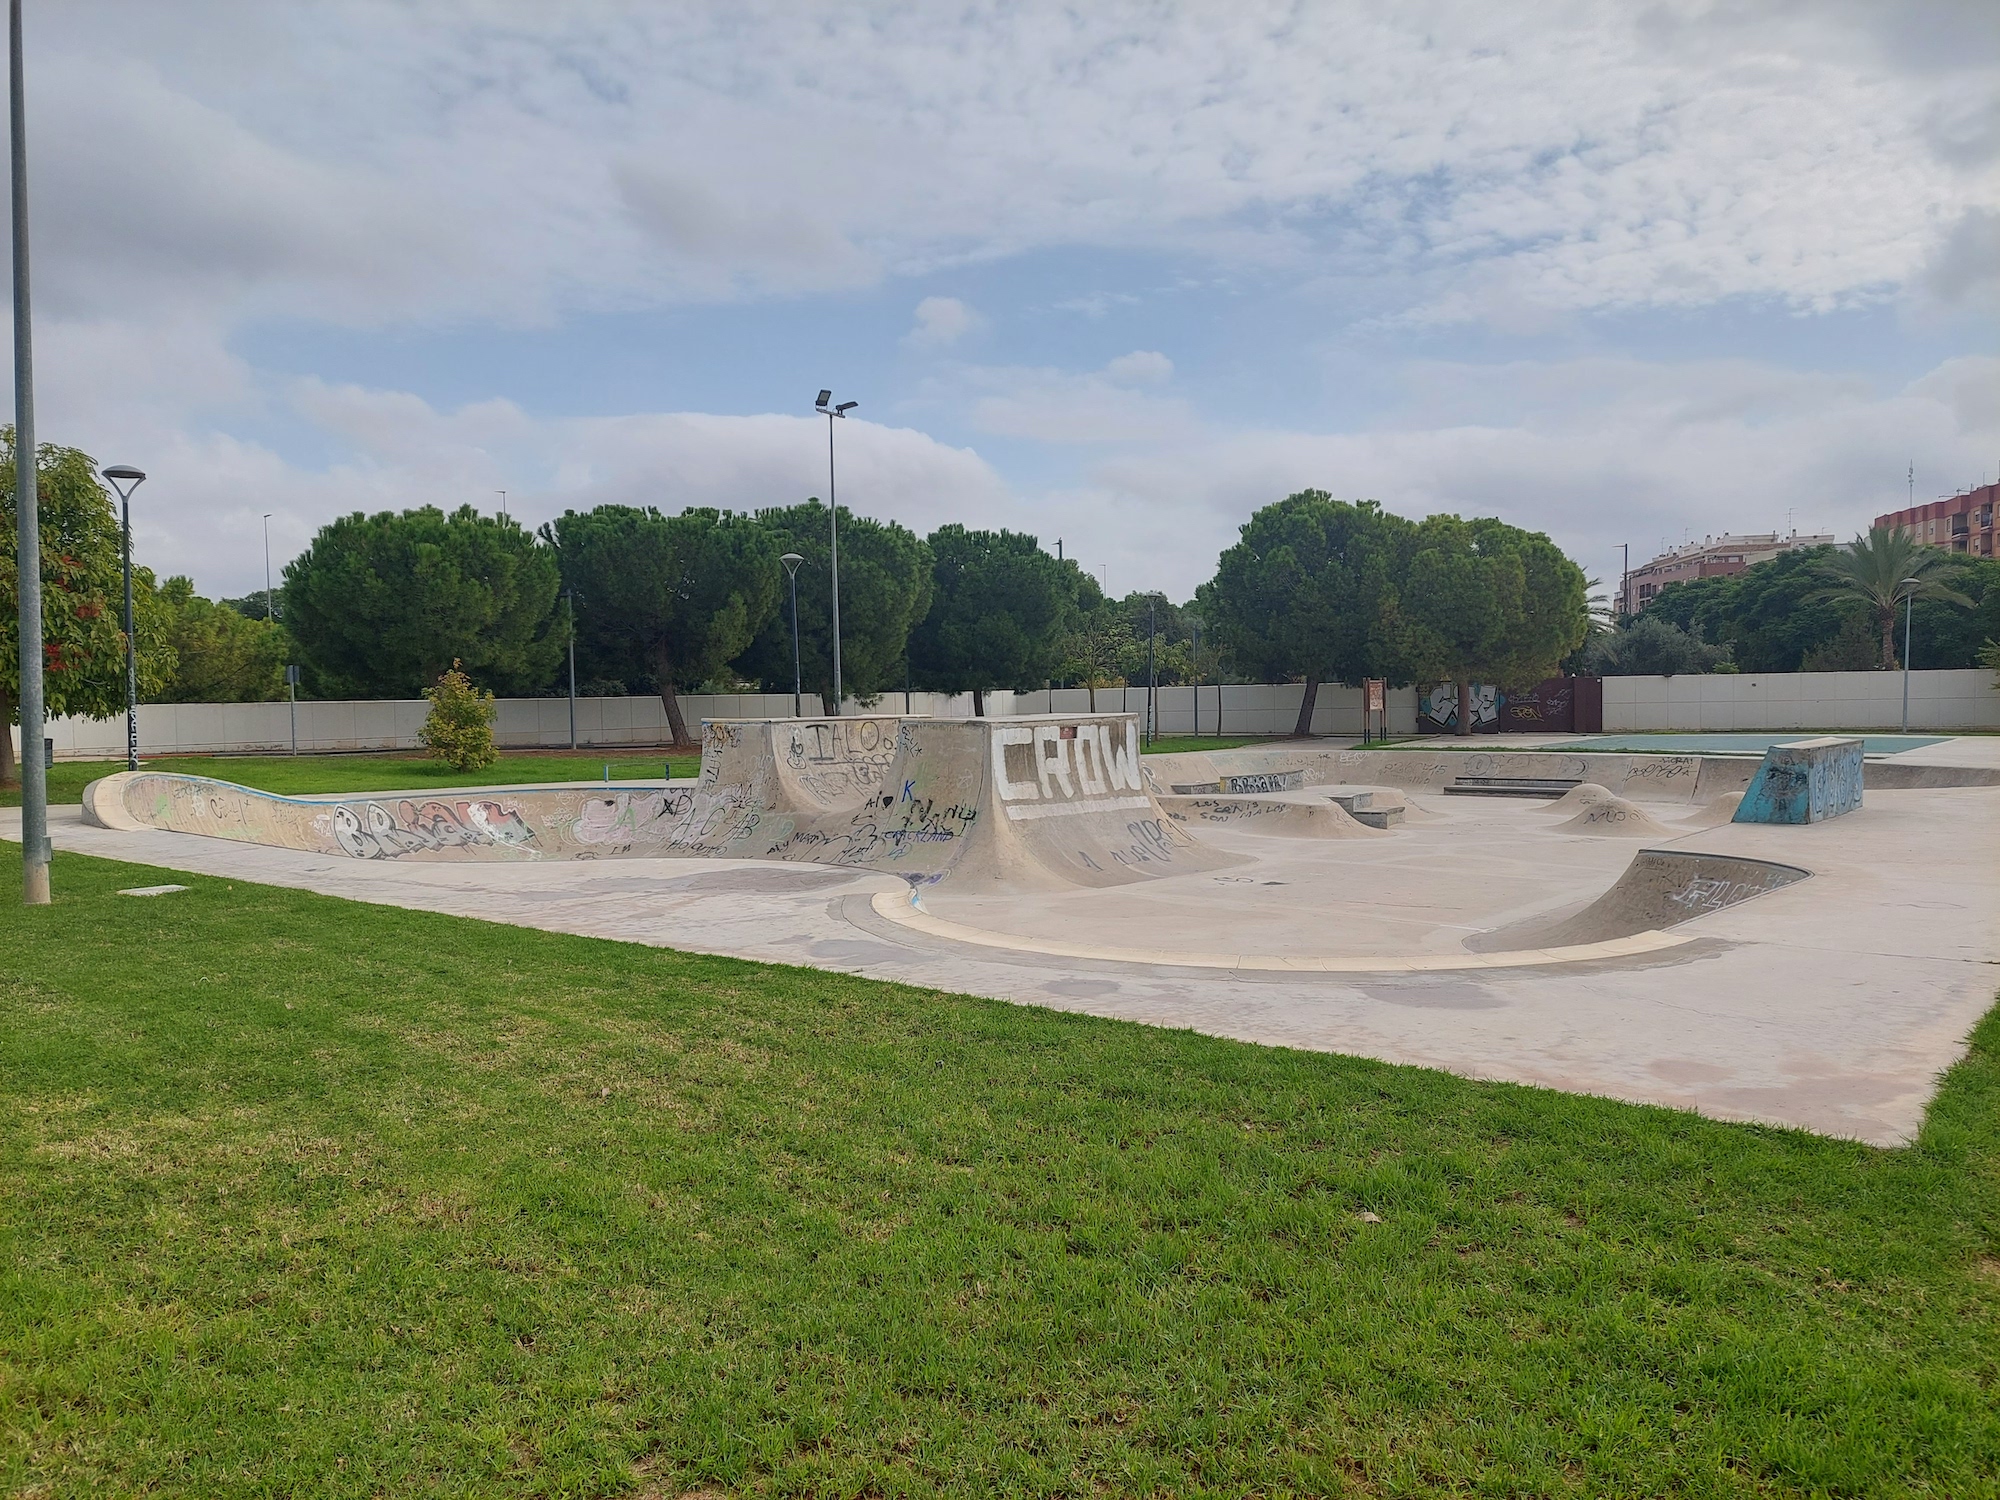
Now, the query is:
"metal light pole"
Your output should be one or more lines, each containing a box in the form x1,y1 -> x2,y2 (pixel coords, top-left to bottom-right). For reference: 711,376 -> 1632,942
780,552 -> 804,717
261,513 -> 275,622
101,466 -> 146,770
1900,578 -> 1921,733
565,588 -> 578,750
814,390 -> 856,713
11,0 -> 48,904
1146,595 -> 1158,746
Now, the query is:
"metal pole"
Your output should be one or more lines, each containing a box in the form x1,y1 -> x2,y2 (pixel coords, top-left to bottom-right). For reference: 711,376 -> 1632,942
566,590 -> 577,750
11,0 -> 48,904
287,669 -> 297,754
1902,589 -> 1913,733
1146,596 -> 1157,746
121,495 -> 135,769
789,569 -> 801,716
826,416 -> 842,714
262,513 -> 275,622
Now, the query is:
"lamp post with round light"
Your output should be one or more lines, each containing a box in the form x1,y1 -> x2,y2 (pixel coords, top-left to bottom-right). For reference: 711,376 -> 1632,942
100,464 -> 146,770
780,552 -> 805,717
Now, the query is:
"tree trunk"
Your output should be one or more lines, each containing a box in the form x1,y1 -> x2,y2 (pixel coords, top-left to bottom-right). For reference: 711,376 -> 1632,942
1455,676 -> 1474,736
972,687 -> 985,718
1292,675 -> 1319,738
0,685 -> 15,787
1880,605 -> 1898,671
652,647 -> 695,748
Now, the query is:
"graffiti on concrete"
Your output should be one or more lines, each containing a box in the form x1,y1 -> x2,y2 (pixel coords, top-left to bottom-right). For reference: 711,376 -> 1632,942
321,798 -> 539,861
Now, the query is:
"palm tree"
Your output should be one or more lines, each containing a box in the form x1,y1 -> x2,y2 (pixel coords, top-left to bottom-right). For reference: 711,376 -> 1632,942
1810,528 -> 1972,670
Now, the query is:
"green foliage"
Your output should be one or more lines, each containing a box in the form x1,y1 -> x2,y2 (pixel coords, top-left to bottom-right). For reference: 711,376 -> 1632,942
1198,492 -> 1411,690
146,576 -> 288,703
1054,605 -> 1137,706
548,505 -> 779,744
1980,637 -> 2000,686
735,500 -> 933,704
1583,614 -> 1734,676
0,430 -> 177,783
1809,529 -> 1973,671
417,661 -> 499,772
0,430 -> 176,721
1393,514 -> 1588,692
909,524 -> 1073,702
283,506 -> 561,698
1645,547 -> 1858,672
5,854 -> 2000,1494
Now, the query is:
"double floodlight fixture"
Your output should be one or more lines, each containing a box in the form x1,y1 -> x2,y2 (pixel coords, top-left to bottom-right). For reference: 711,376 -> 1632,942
816,390 -> 857,416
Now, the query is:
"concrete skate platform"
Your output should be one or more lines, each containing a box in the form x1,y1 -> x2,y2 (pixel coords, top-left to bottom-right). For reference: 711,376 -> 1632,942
44,717 -> 2000,1147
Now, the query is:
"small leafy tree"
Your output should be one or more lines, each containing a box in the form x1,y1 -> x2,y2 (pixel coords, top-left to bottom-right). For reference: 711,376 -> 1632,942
1810,529 -> 1972,670
1056,606 -> 1136,709
418,661 -> 498,772
148,576 -> 288,702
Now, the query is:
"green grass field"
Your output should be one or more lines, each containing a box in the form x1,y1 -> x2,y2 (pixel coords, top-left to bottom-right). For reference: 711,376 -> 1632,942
3,850 -> 1997,1496
2,752 -> 705,809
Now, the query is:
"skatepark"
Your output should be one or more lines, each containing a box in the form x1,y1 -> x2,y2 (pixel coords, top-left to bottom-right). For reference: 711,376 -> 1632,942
51,712 -> 2000,1147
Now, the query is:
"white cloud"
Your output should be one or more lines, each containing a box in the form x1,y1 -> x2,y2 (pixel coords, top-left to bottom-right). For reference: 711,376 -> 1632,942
903,296 -> 981,350
1104,351 -> 1173,386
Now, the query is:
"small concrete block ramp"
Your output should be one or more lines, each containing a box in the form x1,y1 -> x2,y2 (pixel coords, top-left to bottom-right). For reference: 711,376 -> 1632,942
1734,737 -> 1864,824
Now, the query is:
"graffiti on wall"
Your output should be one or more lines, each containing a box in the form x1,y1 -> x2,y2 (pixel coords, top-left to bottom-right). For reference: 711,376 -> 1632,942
1417,682 -> 1501,734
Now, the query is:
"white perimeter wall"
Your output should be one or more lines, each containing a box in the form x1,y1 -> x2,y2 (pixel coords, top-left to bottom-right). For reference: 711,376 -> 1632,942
15,671 -> 1995,758
1601,669 -> 2000,733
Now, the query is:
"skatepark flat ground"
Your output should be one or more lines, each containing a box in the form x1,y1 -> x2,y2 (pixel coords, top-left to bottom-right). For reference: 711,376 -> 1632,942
15,755 -> 1998,1147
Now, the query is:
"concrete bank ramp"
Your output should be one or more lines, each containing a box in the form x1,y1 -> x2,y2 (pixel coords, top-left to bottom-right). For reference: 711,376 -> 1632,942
84,713 -> 1242,893
1158,794 -> 1383,838
1466,850 -> 1810,951
1553,794 -> 1671,838
1143,746 -> 1752,806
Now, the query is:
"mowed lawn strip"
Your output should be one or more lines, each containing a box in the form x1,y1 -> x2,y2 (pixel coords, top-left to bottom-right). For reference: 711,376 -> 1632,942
5,752 -> 704,809
1,851 -> 1997,1498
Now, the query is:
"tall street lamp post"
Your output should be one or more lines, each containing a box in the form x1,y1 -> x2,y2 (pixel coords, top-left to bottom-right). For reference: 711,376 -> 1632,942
780,552 -> 804,717
814,390 -> 856,713
11,0 -> 49,904
261,513 -> 275,622
565,588 -> 578,751
101,465 -> 146,771
1901,578 -> 1922,733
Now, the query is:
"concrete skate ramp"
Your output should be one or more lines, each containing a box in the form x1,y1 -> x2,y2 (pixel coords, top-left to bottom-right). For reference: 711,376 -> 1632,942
1680,792 -> 1745,828
1466,849 -> 1809,951
1143,747 -> 1756,806
1540,783 -> 1618,815
1158,794 -> 1383,838
1552,794 -> 1671,838
84,713 -> 1242,893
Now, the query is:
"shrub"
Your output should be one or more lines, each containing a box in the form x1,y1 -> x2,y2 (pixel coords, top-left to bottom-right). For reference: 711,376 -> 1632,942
419,661 -> 498,771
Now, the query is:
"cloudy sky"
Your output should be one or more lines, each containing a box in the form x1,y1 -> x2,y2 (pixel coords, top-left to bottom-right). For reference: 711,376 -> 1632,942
13,0 -> 2000,601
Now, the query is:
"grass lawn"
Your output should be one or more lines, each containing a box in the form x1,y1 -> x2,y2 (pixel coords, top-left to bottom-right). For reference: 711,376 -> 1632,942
1139,735 -> 1274,755
3,752 -> 705,810
3,852 -> 1997,1496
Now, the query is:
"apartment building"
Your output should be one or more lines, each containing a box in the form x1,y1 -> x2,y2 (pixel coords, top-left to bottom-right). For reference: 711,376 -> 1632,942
1875,482 -> 1997,559
1619,531 -> 1835,617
